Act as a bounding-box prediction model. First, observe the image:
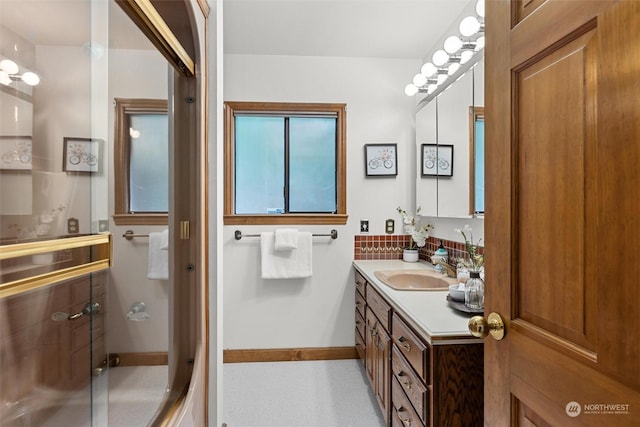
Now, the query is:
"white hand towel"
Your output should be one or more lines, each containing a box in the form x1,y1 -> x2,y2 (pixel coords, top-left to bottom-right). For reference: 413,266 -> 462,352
261,231 -> 312,279
148,230 -> 169,280
159,228 -> 169,250
274,228 -> 298,251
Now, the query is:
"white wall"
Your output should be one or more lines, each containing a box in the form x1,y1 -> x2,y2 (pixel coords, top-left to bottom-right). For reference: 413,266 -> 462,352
223,54 -> 418,349
107,49 -> 170,354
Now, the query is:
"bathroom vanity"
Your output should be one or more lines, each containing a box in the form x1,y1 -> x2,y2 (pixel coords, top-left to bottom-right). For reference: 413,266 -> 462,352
353,260 -> 483,427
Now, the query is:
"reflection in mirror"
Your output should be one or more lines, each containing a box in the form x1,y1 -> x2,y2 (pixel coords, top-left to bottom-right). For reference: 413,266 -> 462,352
469,107 -> 484,215
415,100 -> 438,216
416,57 -> 484,218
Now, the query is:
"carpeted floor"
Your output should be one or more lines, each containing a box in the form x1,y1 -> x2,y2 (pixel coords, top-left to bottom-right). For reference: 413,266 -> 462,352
223,359 -> 385,427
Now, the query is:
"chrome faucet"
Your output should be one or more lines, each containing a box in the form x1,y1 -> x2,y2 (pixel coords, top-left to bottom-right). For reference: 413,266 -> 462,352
434,260 -> 456,278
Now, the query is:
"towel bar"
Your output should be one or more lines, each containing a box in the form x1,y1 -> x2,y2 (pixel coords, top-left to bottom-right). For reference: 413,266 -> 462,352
234,229 -> 338,240
122,230 -> 149,240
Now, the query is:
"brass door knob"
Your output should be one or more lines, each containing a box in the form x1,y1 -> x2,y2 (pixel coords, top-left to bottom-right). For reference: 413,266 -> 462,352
468,312 -> 505,340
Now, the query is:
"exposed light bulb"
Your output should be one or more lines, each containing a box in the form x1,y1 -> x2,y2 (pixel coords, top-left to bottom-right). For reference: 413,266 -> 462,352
460,16 -> 481,37
420,62 -> 437,77
129,128 -> 141,138
437,73 -> 448,85
413,73 -> 427,87
21,71 -> 40,86
427,84 -> 437,94
476,0 -> 485,18
475,36 -> 485,51
447,63 -> 461,76
432,50 -> 449,66
0,59 -> 19,75
460,50 -> 474,64
444,36 -> 463,54
404,83 -> 419,96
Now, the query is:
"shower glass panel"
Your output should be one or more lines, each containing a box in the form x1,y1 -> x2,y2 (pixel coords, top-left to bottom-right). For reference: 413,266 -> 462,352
0,0 -> 109,425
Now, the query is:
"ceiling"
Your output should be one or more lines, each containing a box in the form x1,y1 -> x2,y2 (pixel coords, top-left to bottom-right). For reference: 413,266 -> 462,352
1,0 -> 472,61
223,0 -> 471,59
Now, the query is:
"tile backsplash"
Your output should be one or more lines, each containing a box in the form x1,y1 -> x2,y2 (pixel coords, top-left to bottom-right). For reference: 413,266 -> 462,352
354,234 -> 483,266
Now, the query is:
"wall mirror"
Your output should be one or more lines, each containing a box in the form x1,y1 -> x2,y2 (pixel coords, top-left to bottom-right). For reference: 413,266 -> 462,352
416,56 -> 484,218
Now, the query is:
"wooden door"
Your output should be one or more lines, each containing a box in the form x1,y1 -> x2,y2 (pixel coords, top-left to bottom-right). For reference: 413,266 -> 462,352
485,1 -> 640,425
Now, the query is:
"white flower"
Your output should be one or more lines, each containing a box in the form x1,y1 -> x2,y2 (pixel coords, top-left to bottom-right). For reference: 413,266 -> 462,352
397,206 -> 433,249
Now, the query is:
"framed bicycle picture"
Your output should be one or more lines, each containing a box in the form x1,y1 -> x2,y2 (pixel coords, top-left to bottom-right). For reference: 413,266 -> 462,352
421,143 -> 453,177
63,137 -> 103,173
0,136 -> 32,171
364,143 -> 397,177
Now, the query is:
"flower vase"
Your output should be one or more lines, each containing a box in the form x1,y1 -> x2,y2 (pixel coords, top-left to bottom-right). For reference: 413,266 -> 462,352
465,270 -> 484,309
402,248 -> 419,263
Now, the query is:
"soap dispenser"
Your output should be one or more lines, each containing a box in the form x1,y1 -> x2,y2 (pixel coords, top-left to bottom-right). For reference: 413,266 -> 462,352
432,241 -> 449,273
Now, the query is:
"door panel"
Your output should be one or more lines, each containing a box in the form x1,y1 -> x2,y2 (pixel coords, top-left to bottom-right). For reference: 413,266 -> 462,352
516,30 -> 596,353
486,0 -> 640,425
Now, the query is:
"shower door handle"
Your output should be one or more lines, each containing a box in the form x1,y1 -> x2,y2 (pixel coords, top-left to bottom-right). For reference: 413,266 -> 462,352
68,302 -> 101,320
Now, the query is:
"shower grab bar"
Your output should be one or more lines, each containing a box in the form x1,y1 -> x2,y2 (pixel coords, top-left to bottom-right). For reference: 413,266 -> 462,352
122,230 -> 149,240
234,229 -> 338,240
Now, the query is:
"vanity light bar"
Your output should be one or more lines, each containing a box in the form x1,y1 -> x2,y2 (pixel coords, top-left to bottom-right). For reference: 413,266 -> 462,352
404,0 -> 484,100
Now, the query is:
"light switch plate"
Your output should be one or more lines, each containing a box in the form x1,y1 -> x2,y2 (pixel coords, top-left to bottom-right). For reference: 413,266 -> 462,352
360,219 -> 369,233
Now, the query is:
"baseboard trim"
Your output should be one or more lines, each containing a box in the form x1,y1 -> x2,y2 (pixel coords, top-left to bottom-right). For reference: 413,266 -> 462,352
117,352 -> 168,366
223,346 -> 358,363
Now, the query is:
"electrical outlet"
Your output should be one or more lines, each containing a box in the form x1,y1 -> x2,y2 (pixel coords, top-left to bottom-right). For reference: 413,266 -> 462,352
385,219 -> 394,234
360,219 -> 369,233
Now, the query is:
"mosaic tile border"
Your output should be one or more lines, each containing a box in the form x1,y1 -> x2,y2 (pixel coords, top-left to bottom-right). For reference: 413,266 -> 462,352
354,234 -> 484,266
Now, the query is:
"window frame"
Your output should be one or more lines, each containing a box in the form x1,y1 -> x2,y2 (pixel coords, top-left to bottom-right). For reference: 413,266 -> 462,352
113,98 -> 169,225
224,101 -> 348,225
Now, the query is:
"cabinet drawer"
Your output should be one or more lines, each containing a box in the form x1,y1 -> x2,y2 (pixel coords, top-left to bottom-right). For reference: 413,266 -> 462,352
392,312 -> 430,383
355,289 -> 366,318
391,376 -> 424,427
392,346 -> 428,424
367,285 -> 391,332
355,308 -> 365,339
354,269 -> 366,296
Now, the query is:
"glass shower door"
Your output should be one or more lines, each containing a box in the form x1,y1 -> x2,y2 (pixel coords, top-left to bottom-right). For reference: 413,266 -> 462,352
0,0 -> 110,425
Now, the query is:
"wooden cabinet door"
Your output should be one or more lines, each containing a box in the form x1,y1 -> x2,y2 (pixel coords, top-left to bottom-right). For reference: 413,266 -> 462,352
486,1 -> 640,425
374,325 -> 390,421
365,307 -> 377,387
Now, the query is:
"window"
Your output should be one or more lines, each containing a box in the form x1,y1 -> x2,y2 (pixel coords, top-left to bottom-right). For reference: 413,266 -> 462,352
224,102 -> 347,225
113,98 -> 168,225
469,106 -> 484,215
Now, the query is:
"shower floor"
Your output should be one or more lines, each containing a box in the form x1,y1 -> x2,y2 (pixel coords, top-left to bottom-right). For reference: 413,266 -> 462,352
30,365 -> 168,427
107,365 -> 168,427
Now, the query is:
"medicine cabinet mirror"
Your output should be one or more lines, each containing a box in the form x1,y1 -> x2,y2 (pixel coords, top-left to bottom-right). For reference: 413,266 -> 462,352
415,56 -> 484,218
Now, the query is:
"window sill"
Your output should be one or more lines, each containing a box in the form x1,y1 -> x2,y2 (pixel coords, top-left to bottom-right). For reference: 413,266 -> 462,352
112,213 -> 168,226
224,214 -> 348,226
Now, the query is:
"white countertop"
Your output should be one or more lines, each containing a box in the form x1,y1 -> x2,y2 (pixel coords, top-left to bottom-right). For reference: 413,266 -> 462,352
352,259 -> 482,345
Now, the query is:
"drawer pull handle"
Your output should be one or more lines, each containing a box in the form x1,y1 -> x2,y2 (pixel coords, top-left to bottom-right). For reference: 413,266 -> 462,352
356,320 -> 362,326
398,372 -> 412,390
355,301 -> 363,307
398,336 -> 412,351
397,407 -> 412,426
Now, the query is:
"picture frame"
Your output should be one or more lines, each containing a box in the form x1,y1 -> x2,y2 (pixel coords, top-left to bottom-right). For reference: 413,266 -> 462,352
364,143 -> 398,177
421,143 -> 454,177
62,137 -> 103,174
0,136 -> 32,171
